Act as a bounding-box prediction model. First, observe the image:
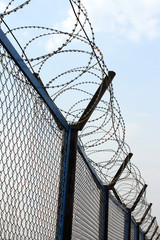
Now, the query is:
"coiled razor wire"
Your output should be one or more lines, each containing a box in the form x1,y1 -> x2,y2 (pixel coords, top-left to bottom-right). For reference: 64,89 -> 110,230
0,0 -> 159,237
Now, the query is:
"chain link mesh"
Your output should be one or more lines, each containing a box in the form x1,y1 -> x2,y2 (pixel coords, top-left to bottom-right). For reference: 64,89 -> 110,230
108,196 -> 126,240
71,150 -> 104,240
0,43 -> 63,239
131,220 -> 137,240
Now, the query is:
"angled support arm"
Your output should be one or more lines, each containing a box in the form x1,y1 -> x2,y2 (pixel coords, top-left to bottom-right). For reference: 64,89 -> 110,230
150,226 -> 159,240
108,153 -> 133,190
71,71 -> 115,130
139,203 -> 152,225
145,217 -> 156,235
131,184 -> 147,212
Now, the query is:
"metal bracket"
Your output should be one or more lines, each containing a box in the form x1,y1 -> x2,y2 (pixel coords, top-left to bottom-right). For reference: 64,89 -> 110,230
131,184 -> 147,212
150,226 -> 158,240
71,71 -> 115,130
145,217 -> 156,235
111,187 -> 123,205
139,203 -> 152,225
108,153 -> 133,190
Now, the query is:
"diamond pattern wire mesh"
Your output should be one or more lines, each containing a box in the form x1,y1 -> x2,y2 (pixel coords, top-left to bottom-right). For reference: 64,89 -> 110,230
131,221 -> 137,240
108,196 -> 126,240
0,43 -> 63,239
71,150 -> 104,240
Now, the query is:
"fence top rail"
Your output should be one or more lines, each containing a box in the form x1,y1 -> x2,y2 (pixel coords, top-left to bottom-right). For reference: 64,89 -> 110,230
0,28 -> 70,131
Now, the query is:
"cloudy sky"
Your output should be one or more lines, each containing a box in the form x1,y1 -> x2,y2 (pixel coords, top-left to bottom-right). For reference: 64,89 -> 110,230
1,0 -> 160,226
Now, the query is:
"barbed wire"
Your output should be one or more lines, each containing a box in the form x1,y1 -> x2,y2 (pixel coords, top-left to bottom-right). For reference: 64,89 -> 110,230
0,0 -> 159,237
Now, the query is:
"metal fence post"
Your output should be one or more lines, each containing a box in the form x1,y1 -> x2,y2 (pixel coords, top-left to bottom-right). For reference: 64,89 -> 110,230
137,223 -> 140,240
61,128 -> 78,240
103,187 -> 109,240
140,232 -> 145,240
56,130 -> 71,239
143,233 -> 146,240
126,210 -> 131,240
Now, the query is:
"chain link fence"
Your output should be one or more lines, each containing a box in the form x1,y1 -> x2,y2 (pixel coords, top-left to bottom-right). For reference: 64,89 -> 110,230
0,42 -> 63,239
131,220 -> 137,240
108,196 -> 127,240
71,150 -> 104,240
0,28 -> 159,240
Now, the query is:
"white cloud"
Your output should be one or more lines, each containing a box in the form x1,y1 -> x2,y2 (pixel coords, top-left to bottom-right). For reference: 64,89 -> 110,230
45,35 -> 64,52
0,1 -> 6,13
127,30 -> 141,42
61,8 -> 76,33
76,0 -> 160,42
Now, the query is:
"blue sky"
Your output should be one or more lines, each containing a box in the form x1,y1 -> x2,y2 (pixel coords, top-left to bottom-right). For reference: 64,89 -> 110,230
1,0 -> 160,226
